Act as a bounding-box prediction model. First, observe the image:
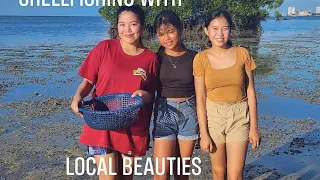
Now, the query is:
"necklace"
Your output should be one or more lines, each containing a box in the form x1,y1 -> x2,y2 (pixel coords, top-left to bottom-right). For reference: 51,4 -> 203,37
166,53 -> 180,69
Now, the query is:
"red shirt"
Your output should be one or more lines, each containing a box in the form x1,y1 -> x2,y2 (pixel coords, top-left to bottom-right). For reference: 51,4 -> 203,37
78,39 -> 158,156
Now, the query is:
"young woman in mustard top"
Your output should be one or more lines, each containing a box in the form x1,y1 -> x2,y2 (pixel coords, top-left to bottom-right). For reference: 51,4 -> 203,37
193,10 -> 260,180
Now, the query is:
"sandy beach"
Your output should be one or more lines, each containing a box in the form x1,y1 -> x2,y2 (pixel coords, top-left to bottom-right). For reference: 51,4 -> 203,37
0,17 -> 320,179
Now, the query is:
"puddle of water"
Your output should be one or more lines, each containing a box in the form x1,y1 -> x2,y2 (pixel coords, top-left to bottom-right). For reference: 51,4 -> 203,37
23,71 -> 76,80
0,73 -> 18,80
19,129 -> 37,137
0,108 -> 16,120
0,108 -> 11,115
1,82 -> 77,103
258,96 -> 320,120
250,152 -> 320,179
1,124 -> 21,135
247,129 -> 320,179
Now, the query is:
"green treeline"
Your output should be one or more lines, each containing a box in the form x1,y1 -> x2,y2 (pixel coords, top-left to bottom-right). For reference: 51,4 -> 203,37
99,0 -> 284,37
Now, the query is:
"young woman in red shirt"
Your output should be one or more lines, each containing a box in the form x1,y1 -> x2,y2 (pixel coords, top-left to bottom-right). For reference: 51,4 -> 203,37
71,5 -> 158,180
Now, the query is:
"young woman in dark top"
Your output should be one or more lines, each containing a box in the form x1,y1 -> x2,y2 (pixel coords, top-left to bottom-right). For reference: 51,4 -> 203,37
152,10 -> 199,180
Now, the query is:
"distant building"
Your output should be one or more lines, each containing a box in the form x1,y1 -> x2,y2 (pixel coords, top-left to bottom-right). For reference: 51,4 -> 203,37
288,7 -> 296,15
316,6 -> 320,14
292,7 -> 296,14
288,7 -> 292,15
297,10 -> 312,16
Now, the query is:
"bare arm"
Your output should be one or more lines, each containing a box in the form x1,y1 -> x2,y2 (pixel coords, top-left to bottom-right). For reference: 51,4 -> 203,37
194,76 -> 214,153
131,58 -> 157,104
131,90 -> 154,104
246,71 -> 258,130
70,78 -> 94,117
74,78 -> 94,98
246,71 -> 260,149
194,76 -> 208,135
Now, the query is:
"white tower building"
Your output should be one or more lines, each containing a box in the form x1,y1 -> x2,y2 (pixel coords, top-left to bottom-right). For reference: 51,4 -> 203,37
288,7 -> 296,15
292,7 -> 296,15
288,7 -> 292,15
316,6 -> 320,14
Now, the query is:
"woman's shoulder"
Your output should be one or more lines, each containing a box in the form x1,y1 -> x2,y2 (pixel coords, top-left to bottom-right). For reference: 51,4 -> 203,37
92,39 -> 118,51
193,49 -> 207,60
186,49 -> 198,58
143,48 -> 157,59
235,45 -> 250,56
155,50 -> 165,57
192,49 -> 209,69
234,45 -> 252,62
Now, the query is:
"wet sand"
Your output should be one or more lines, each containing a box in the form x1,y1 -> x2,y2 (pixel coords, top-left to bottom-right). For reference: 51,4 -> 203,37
0,31 -> 320,179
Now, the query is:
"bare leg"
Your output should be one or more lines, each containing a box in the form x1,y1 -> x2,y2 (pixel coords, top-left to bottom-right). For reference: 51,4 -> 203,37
209,143 -> 227,180
174,139 -> 196,180
153,139 -> 176,180
173,142 -> 180,180
94,152 -> 118,180
226,141 -> 248,180
119,153 -> 135,180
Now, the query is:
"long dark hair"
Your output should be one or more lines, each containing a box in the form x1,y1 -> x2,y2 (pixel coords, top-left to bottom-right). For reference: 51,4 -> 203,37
116,5 -> 145,45
205,10 -> 233,47
153,10 -> 186,52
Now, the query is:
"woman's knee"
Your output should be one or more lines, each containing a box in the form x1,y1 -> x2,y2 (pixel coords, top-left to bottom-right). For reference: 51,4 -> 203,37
94,153 -> 118,179
227,168 -> 244,180
154,159 -> 173,179
212,166 -> 226,179
120,154 -> 135,177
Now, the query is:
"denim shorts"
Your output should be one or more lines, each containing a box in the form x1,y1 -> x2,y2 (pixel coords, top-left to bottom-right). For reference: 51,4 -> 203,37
152,95 -> 199,140
87,146 -> 114,156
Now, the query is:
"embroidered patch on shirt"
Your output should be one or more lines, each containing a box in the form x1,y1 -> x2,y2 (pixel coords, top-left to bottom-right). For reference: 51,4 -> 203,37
133,68 -> 147,80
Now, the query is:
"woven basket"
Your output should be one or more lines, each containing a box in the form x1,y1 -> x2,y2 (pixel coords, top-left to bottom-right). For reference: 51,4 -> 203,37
79,93 -> 144,130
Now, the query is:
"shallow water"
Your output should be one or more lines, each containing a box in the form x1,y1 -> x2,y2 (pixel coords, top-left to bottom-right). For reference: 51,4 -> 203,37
259,96 -> 320,120
247,127 -> 320,179
0,16 -> 110,46
262,16 -> 320,35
